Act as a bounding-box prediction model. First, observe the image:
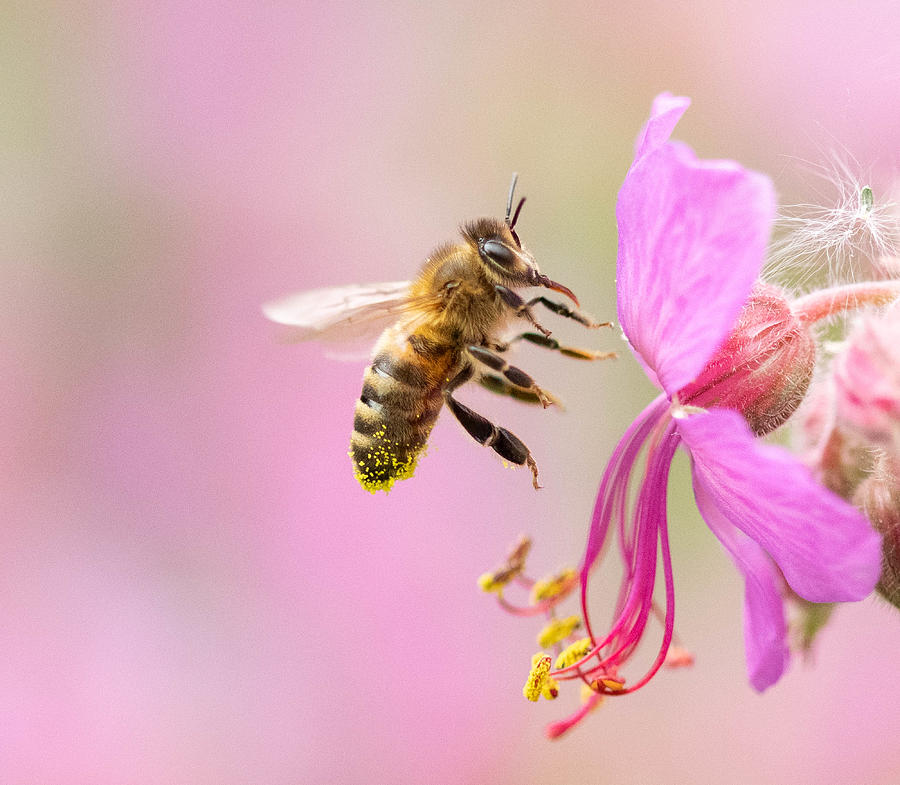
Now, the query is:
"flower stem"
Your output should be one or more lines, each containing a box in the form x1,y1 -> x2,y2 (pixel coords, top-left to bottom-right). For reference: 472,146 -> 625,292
791,280 -> 900,325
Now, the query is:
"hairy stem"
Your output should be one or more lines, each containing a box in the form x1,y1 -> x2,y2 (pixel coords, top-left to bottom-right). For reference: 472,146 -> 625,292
791,280 -> 900,325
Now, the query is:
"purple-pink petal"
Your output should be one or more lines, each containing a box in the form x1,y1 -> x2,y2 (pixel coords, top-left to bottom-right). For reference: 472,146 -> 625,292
616,98 -> 776,397
692,475 -> 788,691
679,408 -> 881,603
632,92 -> 691,162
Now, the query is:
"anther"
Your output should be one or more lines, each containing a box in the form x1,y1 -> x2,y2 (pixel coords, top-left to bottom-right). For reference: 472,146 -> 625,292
589,675 -> 625,693
529,567 -> 577,604
523,653 -> 553,702
478,536 -> 532,595
537,616 -> 582,648
554,637 -> 593,670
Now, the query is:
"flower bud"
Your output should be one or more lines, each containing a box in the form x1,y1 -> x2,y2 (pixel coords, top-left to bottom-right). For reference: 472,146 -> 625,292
852,457 -> 900,609
795,379 -> 871,499
833,303 -> 900,453
679,284 -> 817,436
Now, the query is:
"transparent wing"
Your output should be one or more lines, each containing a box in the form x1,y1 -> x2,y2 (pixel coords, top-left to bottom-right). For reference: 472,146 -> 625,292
262,280 -> 413,345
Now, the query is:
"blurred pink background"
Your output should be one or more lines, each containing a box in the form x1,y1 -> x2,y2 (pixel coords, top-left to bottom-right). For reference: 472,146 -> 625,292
3,2 -> 900,783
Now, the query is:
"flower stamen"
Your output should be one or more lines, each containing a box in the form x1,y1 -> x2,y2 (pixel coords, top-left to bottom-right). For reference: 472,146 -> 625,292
477,536 -> 532,596
523,653 -> 554,702
537,615 -> 582,649
553,638 -> 593,670
530,568 -> 578,605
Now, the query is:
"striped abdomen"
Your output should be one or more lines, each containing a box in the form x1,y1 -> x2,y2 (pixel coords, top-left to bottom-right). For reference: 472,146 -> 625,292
350,329 -> 457,493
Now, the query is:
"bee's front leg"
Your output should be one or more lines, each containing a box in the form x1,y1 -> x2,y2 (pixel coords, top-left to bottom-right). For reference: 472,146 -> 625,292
466,345 -> 554,409
494,285 -> 552,337
525,295 -> 613,330
443,366 -> 542,489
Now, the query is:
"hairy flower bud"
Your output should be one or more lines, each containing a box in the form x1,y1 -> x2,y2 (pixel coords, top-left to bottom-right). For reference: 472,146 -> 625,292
833,303 -> 900,452
795,379 -> 871,499
679,284 -> 817,436
853,457 -> 900,609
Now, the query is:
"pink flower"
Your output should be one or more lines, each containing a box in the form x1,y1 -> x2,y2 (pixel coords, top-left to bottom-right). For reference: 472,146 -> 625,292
554,94 -> 881,734
833,302 -> 900,454
480,94 -> 894,740
828,303 -> 900,607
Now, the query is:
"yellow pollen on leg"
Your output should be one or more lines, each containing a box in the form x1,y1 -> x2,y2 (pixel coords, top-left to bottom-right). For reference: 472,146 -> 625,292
349,433 -> 426,494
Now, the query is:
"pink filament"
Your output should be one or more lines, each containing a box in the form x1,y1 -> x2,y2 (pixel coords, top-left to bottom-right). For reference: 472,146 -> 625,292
551,395 -> 680,735
545,691 -> 604,740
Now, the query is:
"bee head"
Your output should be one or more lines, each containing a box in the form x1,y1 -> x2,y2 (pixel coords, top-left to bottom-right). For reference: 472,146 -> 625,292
463,210 -> 581,307
476,174 -> 580,305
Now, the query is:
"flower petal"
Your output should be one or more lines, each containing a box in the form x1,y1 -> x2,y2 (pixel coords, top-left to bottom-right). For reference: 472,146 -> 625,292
692,473 -> 788,691
633,92 -> 691,162
616,103 -> 776,396
678,407 -> 881,602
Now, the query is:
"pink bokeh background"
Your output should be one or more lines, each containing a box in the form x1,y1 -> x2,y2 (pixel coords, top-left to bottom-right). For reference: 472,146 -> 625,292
3,2 -> 900,783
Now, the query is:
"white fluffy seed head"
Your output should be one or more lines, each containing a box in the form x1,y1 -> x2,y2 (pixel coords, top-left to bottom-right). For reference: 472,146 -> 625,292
767,155 -> 899,289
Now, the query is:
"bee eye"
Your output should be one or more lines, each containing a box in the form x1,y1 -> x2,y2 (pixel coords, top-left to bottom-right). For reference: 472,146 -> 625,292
481,239 -> 516,269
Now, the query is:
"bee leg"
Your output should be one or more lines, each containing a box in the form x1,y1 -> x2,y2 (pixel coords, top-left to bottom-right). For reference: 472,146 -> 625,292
478,373 -> 563,408
443,367 -> 542,489
508,331 -> 618,361
494,285 -> 552,337
466,345 -> 554,409
526,296 -> 613,330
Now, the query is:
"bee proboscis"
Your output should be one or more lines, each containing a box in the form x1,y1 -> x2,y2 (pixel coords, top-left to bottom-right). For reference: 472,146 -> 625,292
264,175 -> 614,493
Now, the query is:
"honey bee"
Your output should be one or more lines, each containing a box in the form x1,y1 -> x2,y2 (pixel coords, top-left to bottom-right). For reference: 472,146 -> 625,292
264,176 -> 614,493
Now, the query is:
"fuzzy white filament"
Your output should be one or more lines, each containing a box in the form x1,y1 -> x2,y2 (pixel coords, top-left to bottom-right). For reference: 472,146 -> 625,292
767,160 -> 899,287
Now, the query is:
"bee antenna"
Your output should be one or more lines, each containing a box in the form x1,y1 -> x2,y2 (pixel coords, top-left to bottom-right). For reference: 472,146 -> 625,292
505,173 -> 526,247
505,172 -> 519,223
509,196 -> 526,231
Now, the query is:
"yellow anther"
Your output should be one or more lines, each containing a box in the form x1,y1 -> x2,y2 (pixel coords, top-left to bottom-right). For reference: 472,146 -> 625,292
523,653 -> 553,702
554,637 -> 593,670
541,676 -> 559,701
537,615 -> 582,648
505,536 -> 532,569
478,536 -> 532,594
580,682 -> 606,708
530,567 -> 577,604
477,572 -> 505,594
589,676 -> 625,693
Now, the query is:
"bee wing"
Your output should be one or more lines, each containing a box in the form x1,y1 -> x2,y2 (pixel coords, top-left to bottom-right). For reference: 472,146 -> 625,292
262,280 -> 414,348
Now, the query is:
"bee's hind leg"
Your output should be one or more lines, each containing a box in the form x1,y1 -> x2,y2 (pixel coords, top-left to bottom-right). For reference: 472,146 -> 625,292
443,366 -> 542,489
466,345 -> 554,409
